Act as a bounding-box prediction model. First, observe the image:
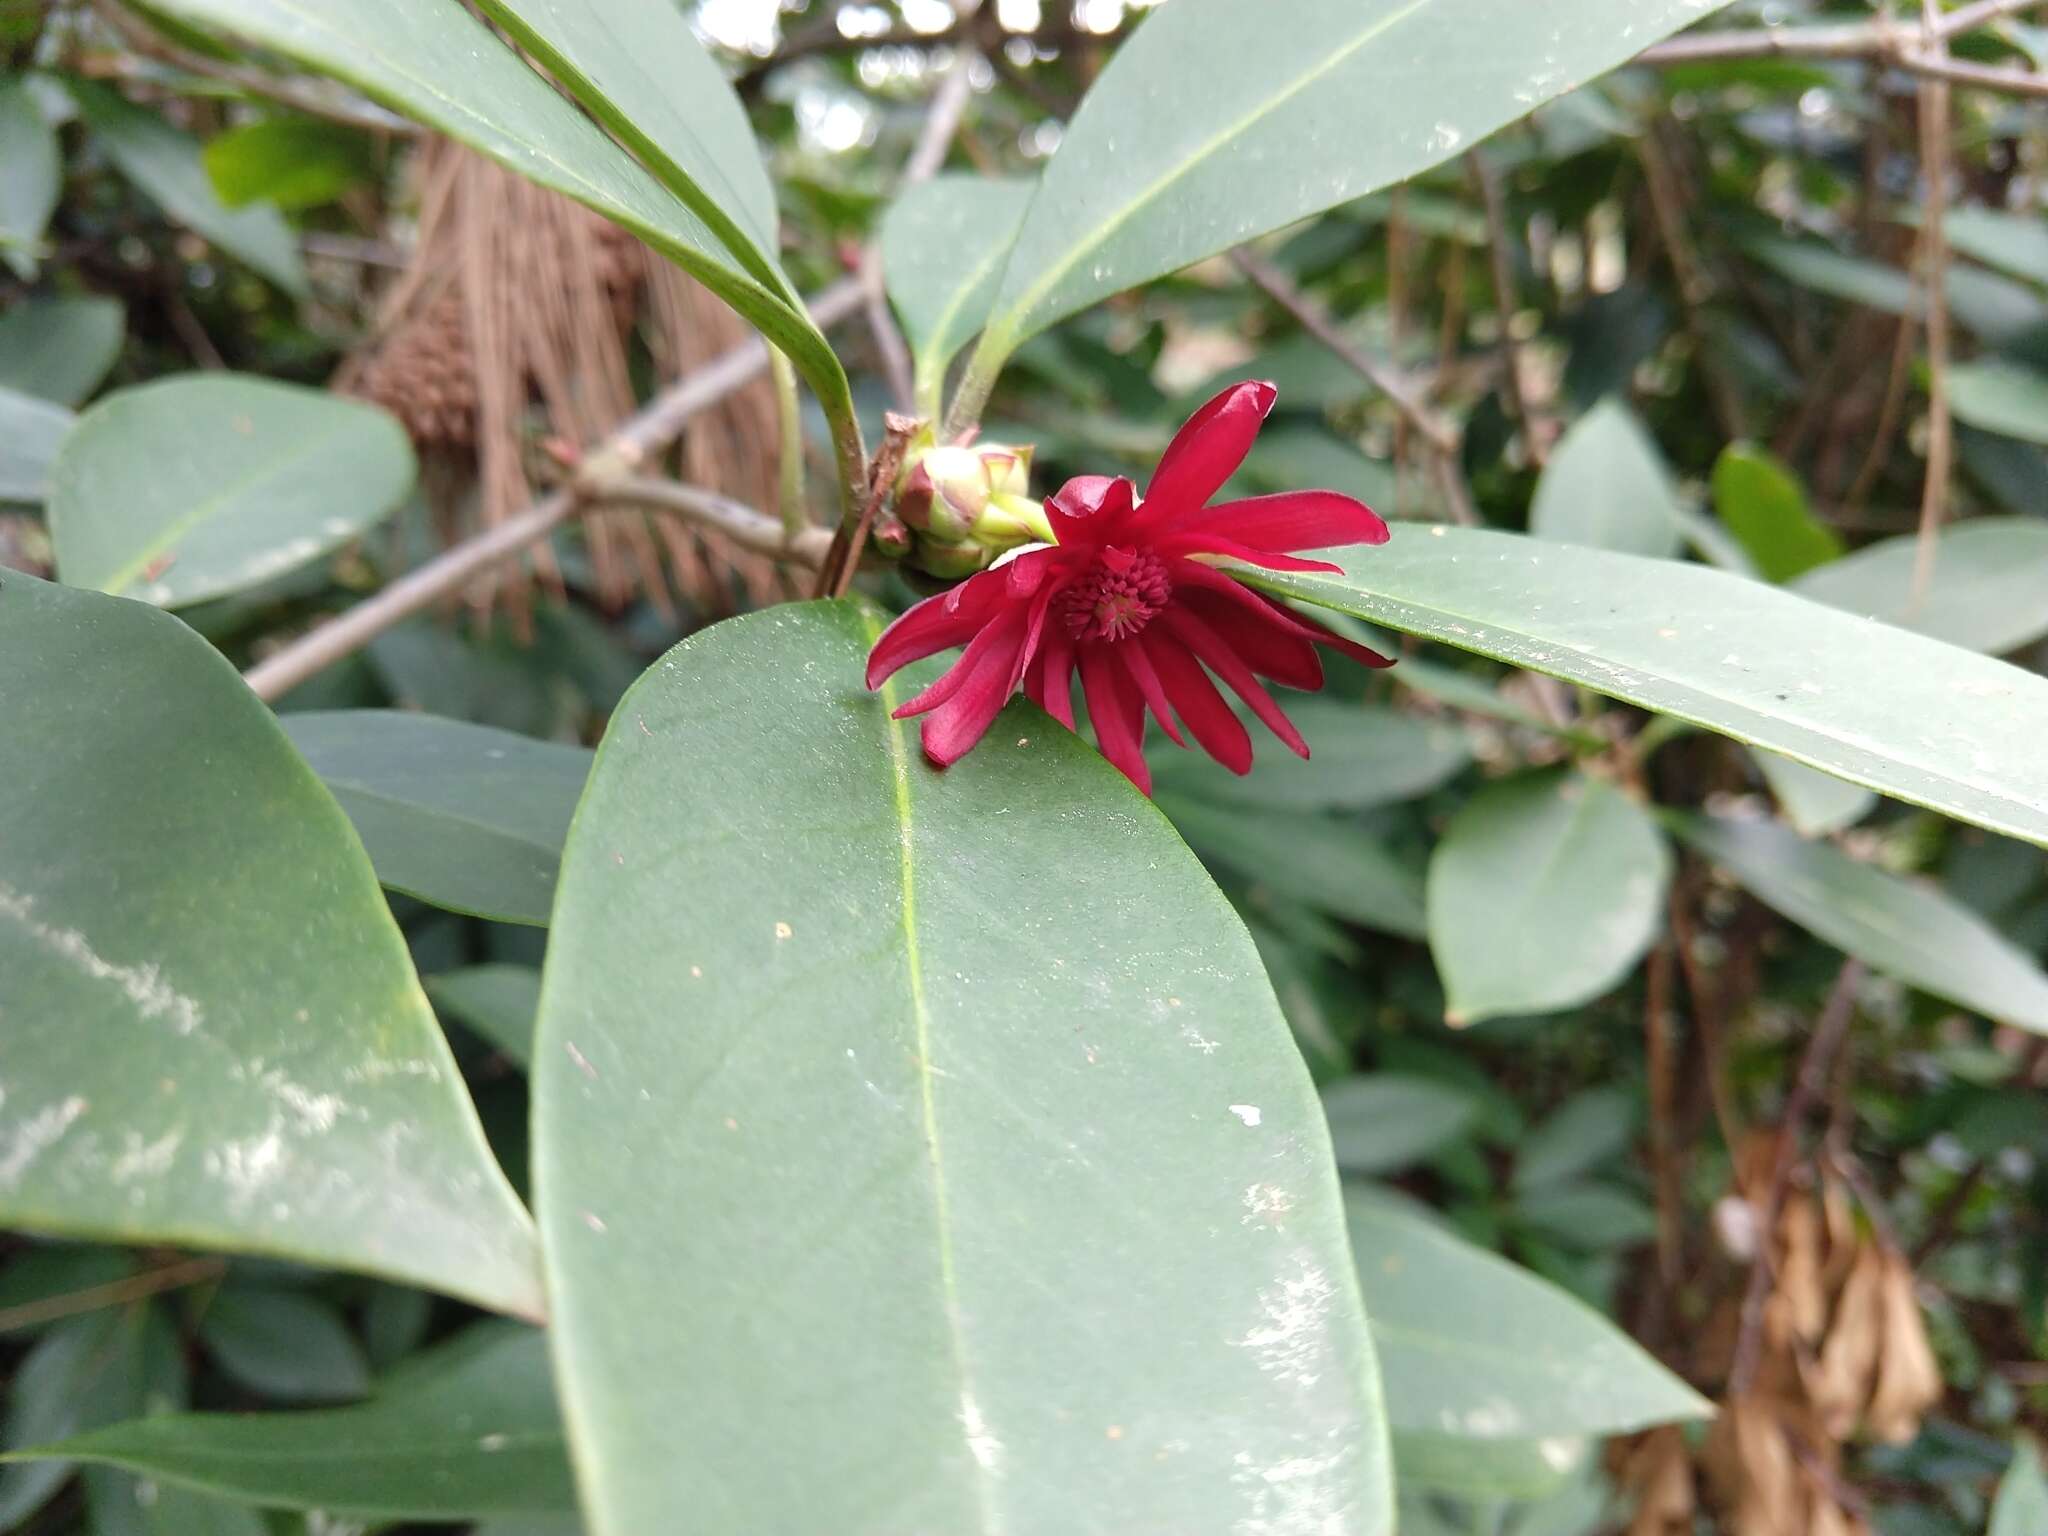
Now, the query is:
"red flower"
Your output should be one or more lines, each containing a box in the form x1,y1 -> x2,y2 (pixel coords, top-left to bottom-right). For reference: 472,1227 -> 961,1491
864,381 -> 1393,793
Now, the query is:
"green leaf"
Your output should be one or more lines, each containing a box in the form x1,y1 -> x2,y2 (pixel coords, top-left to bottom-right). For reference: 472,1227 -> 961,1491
202,118 -> 376,210
1529,399 -> 1683,559
1244,526 -> 2048,850
1322,1075 -> 1480,1174
1345,1190 -> 1709,1439
48,376 -> 415,608
0,296 -> 125,406
0,77 -> 59,275
0,575 -> 541,1318
1150,698 -> 1471,812
1992,1440 -> 2048,1536
13,1324 -> 574,1521
1428,771 -> 1670,1026
1949,360 -> 2048,447
1161,792 -> 1429,938
279,712 -> 590,927
199,1291 -> 371,1403
1752,750 -> 1876,838
140,0 -> 853,477
1709,443 -> 1843,582
1791,517 -> 2048,655
427,965 -> 542,1067
1673,813 -> 2048,1035
881,175 -> 1033,415
1513,1182 -> 1658,1250
0,383 -> 71,501
1513,1088 -> 1636,1193
1747,236 -> 1915,315
962,0 -> 1734,392
1940,206 -> 2048,287
533,601 -> 1393,1535
1392,1430 -> 1588,1501
66,82 -> 306,296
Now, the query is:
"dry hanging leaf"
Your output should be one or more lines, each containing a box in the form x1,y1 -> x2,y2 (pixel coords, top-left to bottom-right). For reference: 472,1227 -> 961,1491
1776,1197 -> 1828,1347
1620,1425 -> 1696,1536
1707,1396 -> 1806,1536
1866,1251 -> 1942,1443
1808,1242 -> 1885,1441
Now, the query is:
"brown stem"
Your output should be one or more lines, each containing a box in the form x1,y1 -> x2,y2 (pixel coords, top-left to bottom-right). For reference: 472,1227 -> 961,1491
0,1256 -> 226,1333
1466,150 -> 1548,468
1911,1 -> 1955,612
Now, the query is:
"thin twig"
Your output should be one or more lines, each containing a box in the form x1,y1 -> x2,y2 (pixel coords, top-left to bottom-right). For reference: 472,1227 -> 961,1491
0,1257 -> 225,1334
1636,125 -> 1745,442
1647,938 -> 1682,1285
243,278 -> 865,703
1729,958 -> 1866,1398
820,412 -> 917,599
603,476 -> 832,567
1467,150 -> 1549,468
1911,0 -> 1955,611
1636,7 -> 2048,98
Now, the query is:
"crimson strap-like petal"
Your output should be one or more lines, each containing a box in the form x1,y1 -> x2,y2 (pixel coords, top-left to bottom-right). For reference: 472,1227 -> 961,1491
1077,646 -> 1151,792
1132,379 -> 1275,529
1155,532 -> 1345,574
1178,588 -> 1323,691
1173,489 -> 1390,554
1172,560 -> 1394,671
865,566 -> 1007,689
917,607 -> 1033,766
1025,625 -> 1078,729
1162,606 -> 1309,760
1045,473 -> 1137,545
1144,633 -> 1253,775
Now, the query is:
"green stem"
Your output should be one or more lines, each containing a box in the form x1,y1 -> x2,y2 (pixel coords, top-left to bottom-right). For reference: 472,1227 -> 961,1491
768,346 -> 807,539
940,327 -> 1009,441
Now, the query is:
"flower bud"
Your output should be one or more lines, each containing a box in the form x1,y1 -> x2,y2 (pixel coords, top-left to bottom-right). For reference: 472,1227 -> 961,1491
912,534 -> 996,579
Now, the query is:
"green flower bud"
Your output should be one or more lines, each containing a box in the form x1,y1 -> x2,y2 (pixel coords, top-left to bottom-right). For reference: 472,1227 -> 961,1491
913,534 -> 996,579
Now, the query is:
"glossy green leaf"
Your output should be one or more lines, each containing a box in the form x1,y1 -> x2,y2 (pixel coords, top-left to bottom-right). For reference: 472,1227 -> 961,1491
1674,814 -> 2048,1035
1752,750 -> 1875,838
0,296 -> 125,406
881,175 -> 1032,415
1345,1190 -> 1709,1439
1322,1076 -> 1480,1174
1161,792 -> 1429,938
1992,1441 -> 2048,1536
534,601 -> 1392,1535
962,0 -> 1734,392
200,1291 -> 371,1403
1529,400 -> 1683,559
67,82 -> 305,296
1428,771 -> 1670,1026
1949,360 -> 2048,447
1513,1088 -> 1635,1193
1245,526 -> 2048,850
428,965 -> 542,1067
0,575 -> 541,1318
280,712 -> 590,927
202,118 -> 376,210
141,0 -> 851,470
0,384 -> 71,501
1791,517 -> 2048,655
0,77 -> 58,275
1709,442 -> 1842,582
14,1324 -> 574,1521
1151,698 -> 1471,812
49,376 -> 415,608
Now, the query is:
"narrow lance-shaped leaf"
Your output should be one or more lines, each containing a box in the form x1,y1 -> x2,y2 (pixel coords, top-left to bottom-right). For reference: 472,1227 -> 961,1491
0,575 -> 542,1319
1245,526 -> 2048,850
880,175 -> 1033,416
1529,399 -> 1683,559
534,601 -> 1393,1535
958,0 -> 1735,412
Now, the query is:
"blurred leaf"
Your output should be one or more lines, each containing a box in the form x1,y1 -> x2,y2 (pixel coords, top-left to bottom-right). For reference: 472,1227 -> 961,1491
87,1474 -> 269,1536
1240,424 -> 1399,512
0,1246 -> 135,1335
0,575 -> 542,1317
1248,527 -> 2048,850
0,76 -> 58,276
1747,236 -> 1915,315
1991,1440 -> 2048,1536
1940,207 -> 2048,288
49,377 -> 415,608
67,82 -> 305,296
1346,1190 -> 1709,1439
967,0 -> 1733,374
427,965 -> 542,1067
199,1291 -> 371,1403
1151,698 -> 1471,812
881,174 -> 1032,414
0,383 -> 71,500
1393,1429 -> 1589,1501
1752,749 -> 1876,837
0,296 -> 123,406
1514,1088 -> 1636,1193
1162,792 -> 1429,938
1950,360 -> 2048,447
1792,517 -> 2048,655
1323,1075 -> 1481,1174
1429,772 -> 1670,1026
1709,443 -> 1842,582
202,118 -> 376,210
1513,1182 -> 1659,1250
15,1324 -> 574,1521
1530,399 -> 1683,558
532,601 -> 1393,1534
1675,814 -> 2048,1035
281,712 -> 590,927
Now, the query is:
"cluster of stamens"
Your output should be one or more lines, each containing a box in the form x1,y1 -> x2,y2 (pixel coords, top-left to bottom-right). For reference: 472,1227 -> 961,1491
1059,548 -> 1171,643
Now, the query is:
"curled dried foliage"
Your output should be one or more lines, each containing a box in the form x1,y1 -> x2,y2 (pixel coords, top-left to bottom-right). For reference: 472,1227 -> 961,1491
1618,1425 -> 1694,1536
339,136 -> 787,620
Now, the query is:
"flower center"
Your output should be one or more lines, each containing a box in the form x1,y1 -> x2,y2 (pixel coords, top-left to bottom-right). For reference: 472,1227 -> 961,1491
1060,548 -> 1170,643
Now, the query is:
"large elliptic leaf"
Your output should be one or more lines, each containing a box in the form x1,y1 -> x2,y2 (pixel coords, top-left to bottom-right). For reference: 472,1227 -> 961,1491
66,82 -> 306,297
0,77 -> 59,276
141,0 -> 852,461
1791,517 -> 2048,655
48,377 -> 415,608
1674,814 -> 2048,1035
1345,1191 -> 1709,1439
533,601 -> 1392,1535
0,575 -> 541,1318
281,712 -> 590,927
880,175 -> 1033,415
1427,771 -> 1670,1026
0,385 -> 71,501
961,0 -> 1735,390
11,1325 -> 573,1521
0,296 -> 125,407
1947,360 -> 2048,446
1150,698 -> 1472,813
1245,526 -> 2048,850
1529,399 -> 1683,559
